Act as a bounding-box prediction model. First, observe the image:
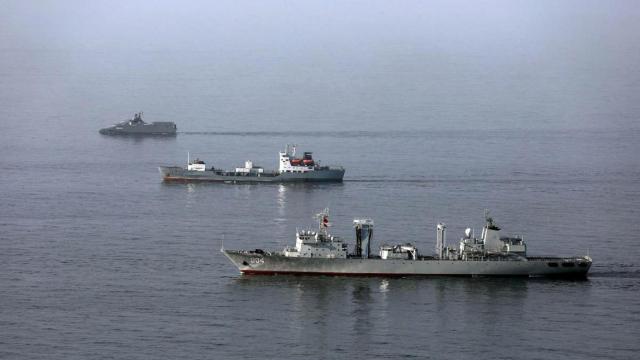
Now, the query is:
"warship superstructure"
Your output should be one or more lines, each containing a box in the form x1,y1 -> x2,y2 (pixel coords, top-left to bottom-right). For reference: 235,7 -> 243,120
223,209 -> 592,277
99,112 -> 176,135
159,145 -> 345,183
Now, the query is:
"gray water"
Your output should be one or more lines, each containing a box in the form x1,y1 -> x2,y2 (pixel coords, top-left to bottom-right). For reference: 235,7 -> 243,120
1,1 -> 640,359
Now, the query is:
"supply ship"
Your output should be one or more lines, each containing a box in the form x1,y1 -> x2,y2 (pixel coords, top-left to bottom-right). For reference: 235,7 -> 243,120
223,209 -> 592,277
159,145 -> 345,183
99,112 -> 177,135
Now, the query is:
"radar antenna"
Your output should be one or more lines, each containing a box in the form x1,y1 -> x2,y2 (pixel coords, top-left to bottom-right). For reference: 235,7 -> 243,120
484,209 -> 500,231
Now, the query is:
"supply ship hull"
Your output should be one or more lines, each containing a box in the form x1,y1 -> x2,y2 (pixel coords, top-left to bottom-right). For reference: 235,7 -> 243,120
159,166 -> 345,182
223,250 -> 591,278
160,145 -> 344,183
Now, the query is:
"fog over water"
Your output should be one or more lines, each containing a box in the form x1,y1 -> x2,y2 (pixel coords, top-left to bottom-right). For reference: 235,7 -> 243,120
1,1 -> 639,359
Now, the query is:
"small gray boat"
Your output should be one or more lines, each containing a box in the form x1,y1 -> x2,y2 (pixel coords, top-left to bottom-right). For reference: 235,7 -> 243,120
99,112 -> 176,135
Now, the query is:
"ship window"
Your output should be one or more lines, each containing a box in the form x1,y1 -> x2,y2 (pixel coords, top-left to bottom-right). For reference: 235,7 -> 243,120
547,262 -> 558,267
561,262 -> 575,267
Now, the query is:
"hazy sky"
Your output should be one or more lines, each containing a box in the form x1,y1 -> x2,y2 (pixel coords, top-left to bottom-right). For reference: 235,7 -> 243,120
1,0 -> 639,131
2,0 -> 639,55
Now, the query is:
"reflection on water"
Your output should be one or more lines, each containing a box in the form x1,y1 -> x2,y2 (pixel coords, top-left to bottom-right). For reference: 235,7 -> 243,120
99,133 -> 177,144
379,279 -> 390,293
277,184 -> 287,216
350,280 -> 376,354
184,183 -> 197,209
227,275 -> 547,357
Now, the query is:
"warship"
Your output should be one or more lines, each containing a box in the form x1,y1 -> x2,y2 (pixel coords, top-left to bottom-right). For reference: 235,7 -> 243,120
99,112 -> 176,135
159,145 -> 345,183
223,209 -> 592,277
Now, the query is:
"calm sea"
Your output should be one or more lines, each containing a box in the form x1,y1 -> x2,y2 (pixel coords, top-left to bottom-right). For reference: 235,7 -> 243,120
1,1 -> 639,359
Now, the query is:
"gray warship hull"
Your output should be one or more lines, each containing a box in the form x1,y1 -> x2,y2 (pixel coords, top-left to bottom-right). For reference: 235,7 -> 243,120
159,166 -> 345,183
99,122 -> 176,135
223,250 -> 591,278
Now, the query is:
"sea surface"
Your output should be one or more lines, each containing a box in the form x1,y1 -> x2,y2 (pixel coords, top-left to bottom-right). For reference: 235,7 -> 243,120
2,1 -> 640,359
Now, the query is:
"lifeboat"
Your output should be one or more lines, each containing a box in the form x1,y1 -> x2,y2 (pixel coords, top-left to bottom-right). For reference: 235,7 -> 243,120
291,159 -> 302,165
303,159 -> 314,166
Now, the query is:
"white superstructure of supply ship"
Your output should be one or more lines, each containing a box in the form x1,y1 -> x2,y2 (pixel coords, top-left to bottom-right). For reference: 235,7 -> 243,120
223,209 -> 592,277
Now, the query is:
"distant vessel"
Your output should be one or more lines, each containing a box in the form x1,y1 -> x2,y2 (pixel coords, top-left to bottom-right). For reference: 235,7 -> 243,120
223,209 -> 592,277
99,112 -> 176,135
159,145 -> 345,183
